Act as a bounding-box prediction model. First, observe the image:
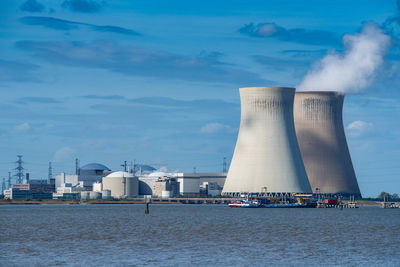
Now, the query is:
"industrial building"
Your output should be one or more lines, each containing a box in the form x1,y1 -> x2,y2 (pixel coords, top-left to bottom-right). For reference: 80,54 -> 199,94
52,183 -> 81,199
151,176 -> 179,198
222,87 -> 312,196
174,173 -> 226,197
102,171 -> 139,198
200,181 -> 221,197
294,91 -> 361,197
4,179 -> 55,200
51,161 -> 227,199
55,163 -> 112,190
138,172 -> 226,197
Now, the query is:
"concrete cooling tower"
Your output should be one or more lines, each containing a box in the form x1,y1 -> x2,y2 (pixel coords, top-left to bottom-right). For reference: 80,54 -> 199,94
294,91 -> 361,197
222,87 -> 312,196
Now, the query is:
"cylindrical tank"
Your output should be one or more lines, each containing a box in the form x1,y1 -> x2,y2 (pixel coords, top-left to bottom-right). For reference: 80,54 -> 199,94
161,190 -> 172,199
101,190 -> 111,199
222,87 -> 312,196
102,171 -> 138,198
80,191 -> 89,200
293,91 -> 361,197
89,191 -> 101,199
125,177 -> 139,198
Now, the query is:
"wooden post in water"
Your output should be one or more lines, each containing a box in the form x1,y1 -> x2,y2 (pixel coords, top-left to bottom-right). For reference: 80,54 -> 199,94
145,195 -> 151,214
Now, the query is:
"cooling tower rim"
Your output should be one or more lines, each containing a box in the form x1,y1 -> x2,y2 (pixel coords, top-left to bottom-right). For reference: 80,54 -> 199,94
295,90 -> 344,96
240,86 -> 294,91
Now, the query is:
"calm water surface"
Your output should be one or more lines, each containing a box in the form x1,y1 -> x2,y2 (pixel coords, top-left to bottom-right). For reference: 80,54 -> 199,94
0,204 -> 399,266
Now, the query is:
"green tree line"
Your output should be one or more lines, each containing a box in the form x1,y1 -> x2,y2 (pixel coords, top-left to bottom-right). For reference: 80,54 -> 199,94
377,192 -> 399,200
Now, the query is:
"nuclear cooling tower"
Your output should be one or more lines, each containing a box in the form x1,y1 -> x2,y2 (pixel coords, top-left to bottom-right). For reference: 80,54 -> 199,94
294,91 -> 361,197
222,87 -> 312,196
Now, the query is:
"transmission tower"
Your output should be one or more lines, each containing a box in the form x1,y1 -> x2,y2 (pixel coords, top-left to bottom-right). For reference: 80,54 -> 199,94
7,172 -> 11,189
48,162 -> 53,181
14,155 -> 24,184
75,158 -> 80,175
223,157 -> 227,173
1,178 -> 5,193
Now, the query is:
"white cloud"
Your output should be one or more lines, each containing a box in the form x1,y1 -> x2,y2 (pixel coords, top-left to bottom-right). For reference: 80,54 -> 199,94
346,120 -> 373,136
200,122 -> 233,134
52,146 -> 75,162
14,122 -> 30,132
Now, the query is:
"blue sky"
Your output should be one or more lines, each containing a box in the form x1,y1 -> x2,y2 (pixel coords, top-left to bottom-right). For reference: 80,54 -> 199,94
0,0 -> 399,197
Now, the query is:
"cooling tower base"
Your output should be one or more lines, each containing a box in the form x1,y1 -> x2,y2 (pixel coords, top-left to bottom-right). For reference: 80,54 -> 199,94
222,192 -> 308,198
222,191 -> 361,199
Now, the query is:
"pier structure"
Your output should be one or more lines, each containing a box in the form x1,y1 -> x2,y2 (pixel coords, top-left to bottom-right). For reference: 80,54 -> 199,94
380,201 -> 400,208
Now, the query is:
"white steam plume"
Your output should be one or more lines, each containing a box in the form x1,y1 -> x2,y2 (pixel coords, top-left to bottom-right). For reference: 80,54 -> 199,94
297,23 -> 391,93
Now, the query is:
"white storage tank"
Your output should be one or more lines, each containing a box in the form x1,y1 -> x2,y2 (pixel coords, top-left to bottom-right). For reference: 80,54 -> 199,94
161,190 -> 172,199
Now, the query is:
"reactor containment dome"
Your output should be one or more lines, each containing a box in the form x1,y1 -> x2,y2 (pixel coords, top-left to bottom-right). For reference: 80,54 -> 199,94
293,91 -> 361,197
222,87 -> 312,196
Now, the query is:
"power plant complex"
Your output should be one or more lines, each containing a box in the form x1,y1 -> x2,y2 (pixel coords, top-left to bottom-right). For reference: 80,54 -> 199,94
223,87 -> 361,198
2,87 -> 361,200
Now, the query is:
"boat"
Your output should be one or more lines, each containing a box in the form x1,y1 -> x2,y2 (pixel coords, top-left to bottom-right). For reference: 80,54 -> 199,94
228,196 -> 317,208
228,199 -> 261,208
